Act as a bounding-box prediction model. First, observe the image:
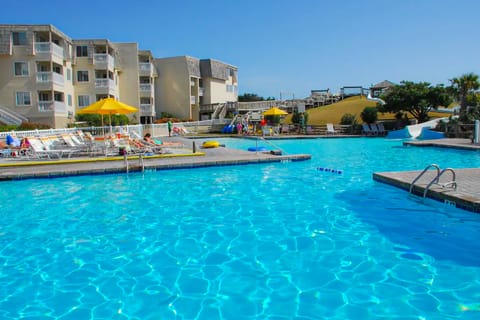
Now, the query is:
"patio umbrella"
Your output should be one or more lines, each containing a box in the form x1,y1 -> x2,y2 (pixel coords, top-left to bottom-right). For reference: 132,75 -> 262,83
262,107 -> 288,116
77,97 -> 138,134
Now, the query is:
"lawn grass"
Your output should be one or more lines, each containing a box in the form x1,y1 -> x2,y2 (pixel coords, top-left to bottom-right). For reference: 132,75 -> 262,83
284,96 -> 453,125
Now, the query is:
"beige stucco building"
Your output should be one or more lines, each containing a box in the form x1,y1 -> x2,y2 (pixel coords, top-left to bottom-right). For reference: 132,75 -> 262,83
153,56 -> 238,121
0,24 -> 75,128
0,24 -> 237,128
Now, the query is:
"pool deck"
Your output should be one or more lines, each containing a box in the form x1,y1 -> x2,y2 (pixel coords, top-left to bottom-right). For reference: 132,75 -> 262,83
0,136 -> 310,181
374,138 -> 480,213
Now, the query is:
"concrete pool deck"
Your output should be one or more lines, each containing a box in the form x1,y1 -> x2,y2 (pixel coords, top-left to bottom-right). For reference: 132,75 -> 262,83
0,136 -> 311,181
373,138 -> 480,213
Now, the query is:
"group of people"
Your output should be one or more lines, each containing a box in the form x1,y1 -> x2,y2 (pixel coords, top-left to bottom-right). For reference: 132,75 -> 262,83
1,134 -> 31,157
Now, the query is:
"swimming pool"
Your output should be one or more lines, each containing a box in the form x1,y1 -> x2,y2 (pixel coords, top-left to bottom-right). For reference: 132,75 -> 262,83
1,138 -> 480,319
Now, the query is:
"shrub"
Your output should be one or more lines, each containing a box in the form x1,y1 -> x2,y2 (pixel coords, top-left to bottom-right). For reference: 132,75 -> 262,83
340,113 -> 357,125
17,122 -> 50,130
360,107 -> 378,124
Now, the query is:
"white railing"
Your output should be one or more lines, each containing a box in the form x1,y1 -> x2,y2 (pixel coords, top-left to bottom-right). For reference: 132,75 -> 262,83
38,101 -> 66,112
199,87 -> 204,96
190,96 -> 196,104
36,72 -> 64,85
139,83 -> 152,92
0,120 -> 231,139
93,54 -> 115,69
34,42 -> 64,58
140,104 -> 155,116
0,106 -> 27,125
95,78 -> 115,88
139,62 -> 153,74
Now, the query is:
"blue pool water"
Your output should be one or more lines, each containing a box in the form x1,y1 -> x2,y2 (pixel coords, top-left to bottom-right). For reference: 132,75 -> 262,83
1,138 -> 480,319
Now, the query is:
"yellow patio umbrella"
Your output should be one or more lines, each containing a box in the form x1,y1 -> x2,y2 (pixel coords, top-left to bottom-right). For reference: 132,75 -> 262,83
262,107 -> 288,116
77,97 -> 138,134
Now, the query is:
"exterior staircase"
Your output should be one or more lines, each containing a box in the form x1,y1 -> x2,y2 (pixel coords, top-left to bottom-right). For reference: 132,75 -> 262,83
0,106 -> 28,125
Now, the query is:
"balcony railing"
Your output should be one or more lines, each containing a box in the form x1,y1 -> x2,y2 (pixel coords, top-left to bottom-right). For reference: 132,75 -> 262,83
190,96 -> 196,104
139,62 -> 154,75
139,83 -> 153,92
140,104 -> 155,116
34,42 -> 64,59
38,101 -> 66,112
93,54 -> 115,70
95,78 -> 115,88
199,87 -> 204,96
36,72 -> 64,85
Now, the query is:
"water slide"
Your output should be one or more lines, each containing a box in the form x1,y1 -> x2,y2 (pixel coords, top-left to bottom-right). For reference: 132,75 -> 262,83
386,118 -> 448,139
366,93 -> 386,105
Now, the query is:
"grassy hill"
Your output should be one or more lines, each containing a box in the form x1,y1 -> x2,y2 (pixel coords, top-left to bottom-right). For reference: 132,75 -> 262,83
284,96 -> 452,125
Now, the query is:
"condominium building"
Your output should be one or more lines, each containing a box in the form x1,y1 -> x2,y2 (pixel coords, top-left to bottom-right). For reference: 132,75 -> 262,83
0,24 -> 75,128
154,56 -> 238,121
0,24 -> 237,128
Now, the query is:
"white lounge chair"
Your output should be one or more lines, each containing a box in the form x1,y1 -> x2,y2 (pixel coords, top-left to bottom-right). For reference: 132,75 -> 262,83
369,124 -> 379,136
326,123 -> 336,135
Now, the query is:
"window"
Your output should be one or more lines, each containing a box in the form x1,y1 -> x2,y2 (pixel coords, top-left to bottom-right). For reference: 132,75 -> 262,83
77,71 -> 89,82
66,68 -> 71,81
12,32 -> 27,45
15,92 -> 31,106
67,94 -> 72,106
78,95 -> 90,107
14,62 -> 29,76
76,45 -> 88,57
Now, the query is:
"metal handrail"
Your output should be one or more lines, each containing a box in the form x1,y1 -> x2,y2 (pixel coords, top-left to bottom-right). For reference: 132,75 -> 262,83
409,164 -> 441,193
259,137 -> 288,155
423,168 -> 457,198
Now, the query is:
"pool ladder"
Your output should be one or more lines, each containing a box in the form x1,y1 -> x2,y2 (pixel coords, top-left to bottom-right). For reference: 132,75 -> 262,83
409,164 -> 457,197
123,154 -> 145,173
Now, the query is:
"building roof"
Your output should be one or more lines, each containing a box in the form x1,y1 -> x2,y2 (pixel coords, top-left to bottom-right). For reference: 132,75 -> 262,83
371,80 -> 396,89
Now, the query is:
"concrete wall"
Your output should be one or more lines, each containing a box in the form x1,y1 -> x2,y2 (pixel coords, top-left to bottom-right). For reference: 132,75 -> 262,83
154,56 -> 194,120
112,42 -> 140,123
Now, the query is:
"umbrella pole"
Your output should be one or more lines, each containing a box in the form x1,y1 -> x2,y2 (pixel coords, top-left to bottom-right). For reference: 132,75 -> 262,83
101,116 -> 105,137
109,113 -> 112,135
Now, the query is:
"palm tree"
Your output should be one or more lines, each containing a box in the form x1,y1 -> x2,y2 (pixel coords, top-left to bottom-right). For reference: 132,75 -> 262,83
449,73 -> 480,121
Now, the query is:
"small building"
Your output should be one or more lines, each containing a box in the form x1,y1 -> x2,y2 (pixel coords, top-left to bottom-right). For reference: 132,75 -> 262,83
370,80 -> 395,98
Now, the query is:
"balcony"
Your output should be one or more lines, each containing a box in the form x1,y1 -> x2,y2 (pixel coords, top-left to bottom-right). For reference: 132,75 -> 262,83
139,83 -> 153,97
36,72 -> 64,86
139,83 -> 153,92
139,63 -> 155,76
95,78 -> 117,95
38,101 -> 66,112
34,42 -> 64,61
140,104 -> 155,117
95,78 -> 115,88
93,54 -> 115,70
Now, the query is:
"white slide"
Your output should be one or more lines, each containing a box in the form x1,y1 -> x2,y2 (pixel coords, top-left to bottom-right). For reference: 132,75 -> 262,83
387,117 -> 448,139
366,92 -> 385,105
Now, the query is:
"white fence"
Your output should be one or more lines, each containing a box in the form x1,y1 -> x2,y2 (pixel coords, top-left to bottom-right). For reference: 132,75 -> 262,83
0,119 -> 230,139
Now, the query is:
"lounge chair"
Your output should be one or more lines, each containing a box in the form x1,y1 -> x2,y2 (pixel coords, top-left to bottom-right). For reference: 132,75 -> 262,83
326,123 -> 336,135
377,123 -> 386,136
280,124 -> 290,134
369,124 -> 379,136
362,124 -> 373,136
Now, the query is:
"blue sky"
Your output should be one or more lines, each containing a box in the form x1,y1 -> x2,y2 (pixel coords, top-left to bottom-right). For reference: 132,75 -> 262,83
2,0 -> 479,99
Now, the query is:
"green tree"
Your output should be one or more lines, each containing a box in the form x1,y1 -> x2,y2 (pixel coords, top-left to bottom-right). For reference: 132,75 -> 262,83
360,107 -> 378,124
448,73 -> 480,122
381,81 -> 451,123
238,93 -> 265,102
